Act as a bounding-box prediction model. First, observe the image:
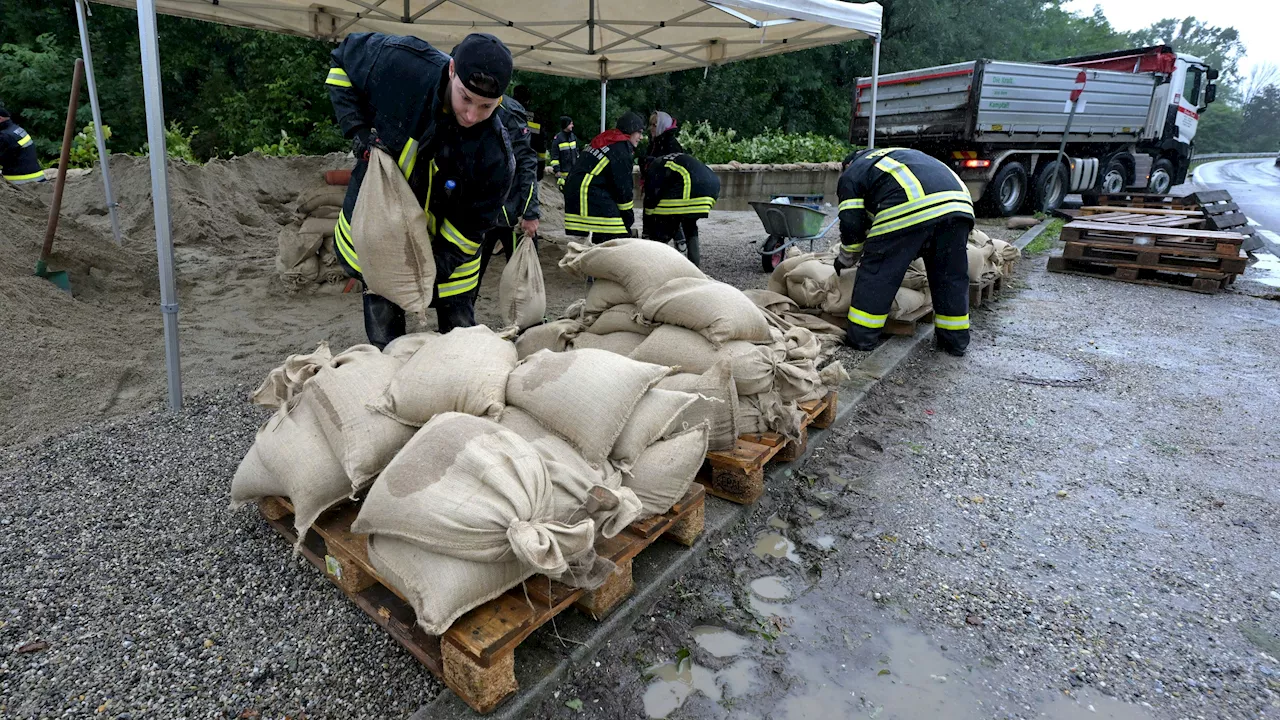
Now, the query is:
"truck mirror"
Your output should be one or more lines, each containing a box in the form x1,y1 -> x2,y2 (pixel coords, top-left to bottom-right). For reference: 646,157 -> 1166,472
1205,84 -> 1217,104
1206,68 -> 1220,81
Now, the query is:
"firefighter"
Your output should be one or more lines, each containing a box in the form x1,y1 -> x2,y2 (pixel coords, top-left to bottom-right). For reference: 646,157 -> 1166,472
477,92 -> 540,288
833,147 -> 975,356
549,116 -> 579,192
0,106 -> 45,186
643,111 -> 683,174
563,112 -> 644,243
511,85 -> 547,177
327,32 -> 526,347
642,152 -> 719,267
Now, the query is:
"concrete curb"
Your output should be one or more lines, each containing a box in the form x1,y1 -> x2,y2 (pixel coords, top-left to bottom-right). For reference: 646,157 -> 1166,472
1014,219 -> 1052,252
414,326 -> 934,720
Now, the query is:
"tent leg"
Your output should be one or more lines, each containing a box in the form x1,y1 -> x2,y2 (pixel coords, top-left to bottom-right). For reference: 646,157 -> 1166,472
136,0 -> 183,411
867,34 -> 881,150
75,0 -> 122,246
600,79 -> 607,133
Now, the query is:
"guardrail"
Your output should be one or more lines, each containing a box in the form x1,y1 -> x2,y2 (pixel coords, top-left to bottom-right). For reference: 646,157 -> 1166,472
1191,152 -> 1277,160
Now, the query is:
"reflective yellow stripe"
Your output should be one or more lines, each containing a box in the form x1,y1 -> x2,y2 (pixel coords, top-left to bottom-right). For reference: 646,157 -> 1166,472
864,148 -> 893,160
17,134 -> 33,147
334,212 -> 361,272
934,314 -> 970,330
423,160 -> 438,233
839,198 -> 865,212
438,274 -> 479,297
398,139 -> 420,179
579,155 -> 609,223
440,219 -> 481,255
666,161 -> 693,200
558,142 -> 576,149
537,152 -> 549,161
564,215 -> 627,232
875,157 -> 925,200
841,243 -> 864,253
550,160 -> 560,167
867,201 -> 975,238
325,68 -> 352,87
527,121 -> 541,131
848,307 -> 888,329
450,257 -> 481,278
872,190 -> 972,226
617,201 -> 634,211
519,181 -> 535,217
4,170 -> 45,183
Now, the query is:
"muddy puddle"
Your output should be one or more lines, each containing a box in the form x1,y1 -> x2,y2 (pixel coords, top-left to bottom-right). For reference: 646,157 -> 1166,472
642,627 -> 758,718
752,532 -> 801,563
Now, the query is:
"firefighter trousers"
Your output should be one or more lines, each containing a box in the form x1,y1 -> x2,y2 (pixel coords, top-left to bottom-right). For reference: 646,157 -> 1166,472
847,216 -> 972,352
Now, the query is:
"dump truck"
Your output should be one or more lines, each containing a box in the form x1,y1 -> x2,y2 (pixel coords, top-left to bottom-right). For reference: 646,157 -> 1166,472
849,46 -> 1219,215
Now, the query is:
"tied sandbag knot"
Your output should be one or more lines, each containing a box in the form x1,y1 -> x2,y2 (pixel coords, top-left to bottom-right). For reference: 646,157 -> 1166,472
505,517 -> 597,576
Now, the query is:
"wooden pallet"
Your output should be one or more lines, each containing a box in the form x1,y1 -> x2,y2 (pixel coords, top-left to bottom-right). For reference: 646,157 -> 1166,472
1047,255 -> 1229,294
969,273 -> 1005,308
1077,207 -> 1205,228
1062,240 -> 1248,275
883,303 -> 933,336
700,392 -> 837,504
1061,221 -> 1245,255
1091,190 -> 1228,210
257,484 -> 706,714
1199,197 -> 1254,235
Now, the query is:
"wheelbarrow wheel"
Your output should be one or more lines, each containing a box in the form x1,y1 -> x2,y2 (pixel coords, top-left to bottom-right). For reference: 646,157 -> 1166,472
761,235 -> 786,272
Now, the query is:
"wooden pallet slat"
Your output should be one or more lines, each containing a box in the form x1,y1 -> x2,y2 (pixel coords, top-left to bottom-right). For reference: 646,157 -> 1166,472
1062,241 -> 1248,275
1047,255 -> 1228,294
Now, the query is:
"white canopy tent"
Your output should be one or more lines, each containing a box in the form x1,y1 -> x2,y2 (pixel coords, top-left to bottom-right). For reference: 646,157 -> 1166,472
81,0 -> 884,409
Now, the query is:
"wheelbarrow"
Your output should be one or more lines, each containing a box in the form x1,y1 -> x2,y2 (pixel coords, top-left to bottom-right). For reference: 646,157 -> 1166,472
749,200 -> 839,272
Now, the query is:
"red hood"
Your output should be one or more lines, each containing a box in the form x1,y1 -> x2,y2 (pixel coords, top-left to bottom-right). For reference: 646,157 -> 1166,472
590,129 -> 632,149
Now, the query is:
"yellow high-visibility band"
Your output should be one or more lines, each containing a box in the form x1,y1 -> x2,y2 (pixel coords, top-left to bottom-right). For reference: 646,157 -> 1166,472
617,201 -> 634,211
934,314 -> 970,330
867,201 -> 975,238
4,170 -> 44,183
558,142 -> 576,149
875,156 -> 925,200
450,257 -> 481,278
398,139 -> 420,179
441,218 -> 480,254
839,198 -> 865,212
437,274 -> 479,297
848,307 -> 888,328
325,68 -> 352,87
578,155 -> 610,223
17,134 -> 33,147
527,121 -> 541,131
872,190 -> 972,225
666,161 -> 693,200
841,242 -> 864,253
334,212 -> 361,272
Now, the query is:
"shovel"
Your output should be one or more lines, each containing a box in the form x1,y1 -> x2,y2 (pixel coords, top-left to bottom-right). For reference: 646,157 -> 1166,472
36,58 -> 85,294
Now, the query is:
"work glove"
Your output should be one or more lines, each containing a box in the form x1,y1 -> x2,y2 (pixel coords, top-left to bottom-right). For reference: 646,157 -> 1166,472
833,253 -> 855,276
352,127 -> 386,161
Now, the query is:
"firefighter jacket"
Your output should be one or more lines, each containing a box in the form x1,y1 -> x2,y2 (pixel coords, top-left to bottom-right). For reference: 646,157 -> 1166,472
563,138 -> 635,236
550,131 -> 579,176
0,119 -> 43,185
642,128 -> 684,176
326,32 -> 519,298
836,147 -> 973,260
496,95 -> 541,226
524,109 -> 548,166
642,153 -> 720,218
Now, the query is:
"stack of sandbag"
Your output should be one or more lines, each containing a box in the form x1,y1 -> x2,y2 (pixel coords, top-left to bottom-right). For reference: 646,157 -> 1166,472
968,228 -> 1018,279
276,184 -> 349,290
522,238 -> 847,445
767,251 -> 929,325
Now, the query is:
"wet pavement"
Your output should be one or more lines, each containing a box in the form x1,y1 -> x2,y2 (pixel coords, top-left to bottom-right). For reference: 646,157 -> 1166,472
536,251 -> 1280,720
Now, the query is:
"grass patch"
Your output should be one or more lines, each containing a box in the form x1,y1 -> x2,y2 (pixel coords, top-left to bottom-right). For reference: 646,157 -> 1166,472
1023,218 -> 1064,255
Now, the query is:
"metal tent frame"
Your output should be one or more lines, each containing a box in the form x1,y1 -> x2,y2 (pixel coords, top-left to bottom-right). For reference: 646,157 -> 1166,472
80,0 -> 884,409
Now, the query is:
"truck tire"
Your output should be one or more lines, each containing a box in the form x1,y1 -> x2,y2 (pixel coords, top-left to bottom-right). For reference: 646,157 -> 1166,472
1099,159 -> 1128,194
1031,161 -> 1068,214
1148,158 -> 1175,195
981,161 -> 1028,217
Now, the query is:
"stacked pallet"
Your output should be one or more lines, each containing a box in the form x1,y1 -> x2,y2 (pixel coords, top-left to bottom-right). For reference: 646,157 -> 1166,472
1048,219 -> 1248,294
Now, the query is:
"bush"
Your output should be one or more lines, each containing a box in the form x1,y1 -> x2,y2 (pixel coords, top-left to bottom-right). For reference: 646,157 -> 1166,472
677,121 -> 851,164
135,122 -> 200,163
252,130 -> 304,157
65,123 -> 110,169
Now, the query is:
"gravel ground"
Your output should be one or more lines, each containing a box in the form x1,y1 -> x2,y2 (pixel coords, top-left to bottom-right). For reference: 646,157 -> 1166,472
532,250 -> 1280,719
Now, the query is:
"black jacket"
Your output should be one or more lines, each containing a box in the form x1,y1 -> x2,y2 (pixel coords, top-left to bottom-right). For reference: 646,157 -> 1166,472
496,95 -> 540,225
0,119 -> 42,184
642,153 -> 720,218
550,130 -> 579,175
326,32 -> 523,243
837,147 -> 973,252
563,139 -> 636,237
642,128 -> 684,175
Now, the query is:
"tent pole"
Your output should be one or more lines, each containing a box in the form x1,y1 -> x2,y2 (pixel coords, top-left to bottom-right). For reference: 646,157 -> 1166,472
600,79 -> 607,132
135,0 -> 183,411
867,34 -> 881,150
74,0 -> 122,246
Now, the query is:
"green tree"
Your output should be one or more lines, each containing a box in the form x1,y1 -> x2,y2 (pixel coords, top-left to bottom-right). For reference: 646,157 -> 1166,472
1126,17 -> 1246,82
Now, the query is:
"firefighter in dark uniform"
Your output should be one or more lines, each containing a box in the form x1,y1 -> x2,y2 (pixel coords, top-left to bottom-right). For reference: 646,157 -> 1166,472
0,106 -> 45,186
834,147 -> 975,356
563,112 -> 645,243
549,116 -> 579,192
326,32 -> 526,347
477,92 -> 541,287
511,86 -> 547,178
642,153 -> 719,267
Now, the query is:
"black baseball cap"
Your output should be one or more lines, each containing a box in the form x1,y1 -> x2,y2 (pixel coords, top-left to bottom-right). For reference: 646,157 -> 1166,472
452,33 -> 513,99
617,112 -> 645,135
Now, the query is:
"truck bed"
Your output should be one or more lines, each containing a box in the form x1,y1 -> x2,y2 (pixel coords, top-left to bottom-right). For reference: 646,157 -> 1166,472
851,59 -> 1158,147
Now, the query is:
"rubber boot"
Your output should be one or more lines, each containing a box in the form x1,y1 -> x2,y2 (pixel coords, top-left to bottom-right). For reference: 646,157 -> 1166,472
685,233 -> 701,267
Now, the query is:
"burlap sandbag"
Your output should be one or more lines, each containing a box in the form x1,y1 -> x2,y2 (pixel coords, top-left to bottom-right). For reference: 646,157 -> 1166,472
350,148 -> 437,315
570,331 -> 648,356
307,206 -> 341,220
655,361 -> 739,451
516,319 -> 585,359
736,392 -> 806,439
820,270 -> 856,316
277,255 -> 320,289
277,224 -> 325,270
891,287 -> 929,319
499,407 -> 640,540
371,325 -> 517,426
639,277 -> 772,346
775,359 -> 824,402
560,238 -> 706,303
611,388 -> 698,470
230,391 -> 350,545
353,413 -> 597,575
588,304 -> 653,336
966,245 -> 995,282
319,236 -> 339,267
300,216 -> 337,238
768,252 -> 823,296
785,260 -> 839,309
621,423 -> 709,519
903,258 -> 929,291
506,349 -> 670,466
382,332 -> 439,361
781,327 -> 822,362
499,238 -> 547,331
367,534 -> 531,636
630,325 -> 780,395
992,238 -> 1018,263
584,279 -> 633,315
308,345 -> 417,490
296,185 -> 348,216
251,341 -> 333,410
743,289 -> 799,315
969,228 -> 992,247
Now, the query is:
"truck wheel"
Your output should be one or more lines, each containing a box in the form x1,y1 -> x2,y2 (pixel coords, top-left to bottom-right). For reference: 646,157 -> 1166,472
1100,159 -> 1128,194
1148,159 -> 1175,194
981,161 -> 1028,217
1031,161 -> 1068,213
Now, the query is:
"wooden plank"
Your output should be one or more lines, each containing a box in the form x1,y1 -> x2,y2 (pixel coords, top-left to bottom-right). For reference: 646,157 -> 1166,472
1206,212 -> 1249,230
1048,255 -> 1226,294
1189,189 -> 1231,205
1063,220 -> 1246,241
1061,242 -> 1243,276
1200,200 -> 1240,215
1062,237 -> 1244,260
1079,206 -> 1201,217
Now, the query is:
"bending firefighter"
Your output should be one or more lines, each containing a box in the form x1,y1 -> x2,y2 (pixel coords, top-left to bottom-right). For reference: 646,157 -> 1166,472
0,105 -> 44,186
326,32 -> 526,347
563,112 -> 645,243
549,116 -> 579,191
642,153 -> 719,266
834,147 -> 975,356
477,89 -> 541,287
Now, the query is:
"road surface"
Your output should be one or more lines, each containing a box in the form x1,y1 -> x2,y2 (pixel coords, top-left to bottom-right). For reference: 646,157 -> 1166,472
1192,158 -> 1280,253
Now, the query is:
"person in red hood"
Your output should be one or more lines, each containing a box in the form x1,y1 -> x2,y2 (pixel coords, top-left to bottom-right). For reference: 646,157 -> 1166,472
563,111 -> 645,243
